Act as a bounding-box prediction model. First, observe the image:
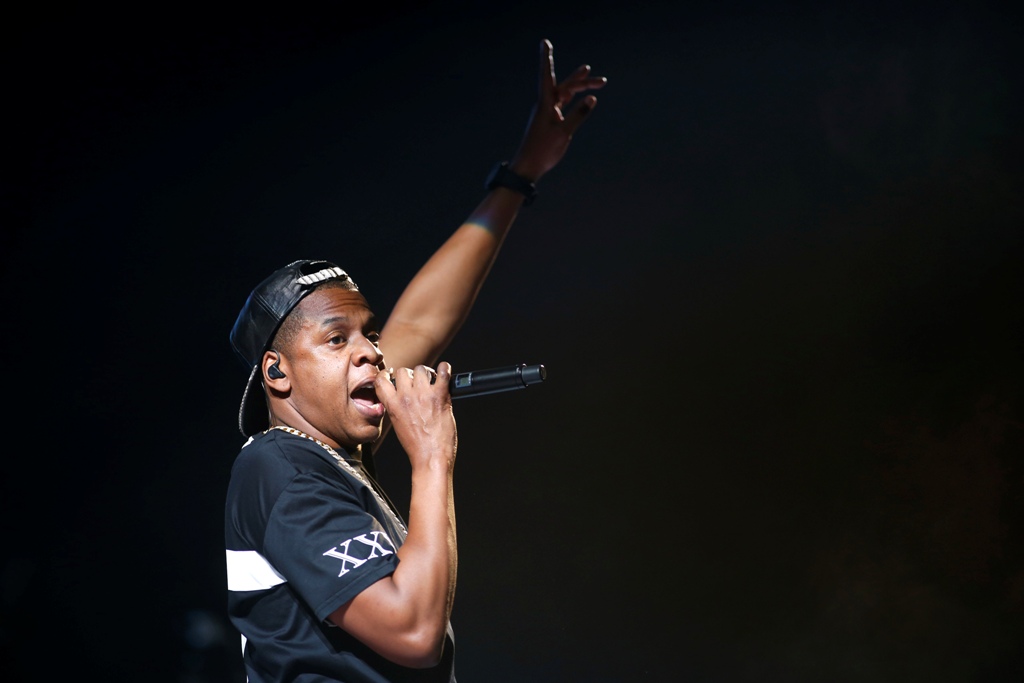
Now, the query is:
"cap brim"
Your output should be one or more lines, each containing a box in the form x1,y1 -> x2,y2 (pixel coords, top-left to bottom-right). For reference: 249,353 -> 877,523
238,364 -> 270,437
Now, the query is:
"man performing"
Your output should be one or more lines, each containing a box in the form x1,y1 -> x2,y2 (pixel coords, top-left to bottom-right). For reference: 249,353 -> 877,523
223,40 -> 606,682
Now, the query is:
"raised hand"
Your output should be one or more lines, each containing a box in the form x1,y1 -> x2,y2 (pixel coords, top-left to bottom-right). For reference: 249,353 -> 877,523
510,39 -> 607,182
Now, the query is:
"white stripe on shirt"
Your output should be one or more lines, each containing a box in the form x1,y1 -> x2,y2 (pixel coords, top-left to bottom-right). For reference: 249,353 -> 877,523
226,549 -> 287,592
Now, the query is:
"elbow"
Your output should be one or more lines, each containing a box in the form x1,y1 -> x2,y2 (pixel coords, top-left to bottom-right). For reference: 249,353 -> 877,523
329,578 -> 451,668
389,626 -> 447,669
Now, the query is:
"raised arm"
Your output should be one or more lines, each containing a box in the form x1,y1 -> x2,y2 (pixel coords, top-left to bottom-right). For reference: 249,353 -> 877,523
377,39 -> 606,389
335,41 -> 605,668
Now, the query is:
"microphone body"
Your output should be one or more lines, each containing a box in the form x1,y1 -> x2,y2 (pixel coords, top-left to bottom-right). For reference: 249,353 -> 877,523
449,364 -> 546,399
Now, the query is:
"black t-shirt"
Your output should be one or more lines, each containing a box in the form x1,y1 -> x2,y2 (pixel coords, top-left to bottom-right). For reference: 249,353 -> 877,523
225,429 -> 455,682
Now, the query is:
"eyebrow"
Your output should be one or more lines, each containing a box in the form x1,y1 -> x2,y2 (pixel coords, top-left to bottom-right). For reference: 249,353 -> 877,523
318,314 -> 379,331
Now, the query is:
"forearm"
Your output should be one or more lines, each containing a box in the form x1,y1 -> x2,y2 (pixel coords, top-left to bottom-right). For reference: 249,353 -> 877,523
381,186 -> 526,370
395,466 -> 458,636
379,38 -> 606,373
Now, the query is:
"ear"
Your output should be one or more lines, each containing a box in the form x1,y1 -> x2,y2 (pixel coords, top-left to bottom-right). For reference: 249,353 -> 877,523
262,349 -> 290,390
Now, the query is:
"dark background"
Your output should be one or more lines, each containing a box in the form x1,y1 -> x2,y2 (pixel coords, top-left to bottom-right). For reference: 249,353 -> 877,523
9,2 -> 1024,681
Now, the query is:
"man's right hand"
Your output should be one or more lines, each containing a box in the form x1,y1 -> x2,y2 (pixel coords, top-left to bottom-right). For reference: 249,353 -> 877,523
374,362 -> 457,472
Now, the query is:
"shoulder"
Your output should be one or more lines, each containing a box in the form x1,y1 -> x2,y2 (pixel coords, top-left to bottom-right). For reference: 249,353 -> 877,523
225,430 -> 347,524
226,430 -> 350,551
230,430 -> 337,482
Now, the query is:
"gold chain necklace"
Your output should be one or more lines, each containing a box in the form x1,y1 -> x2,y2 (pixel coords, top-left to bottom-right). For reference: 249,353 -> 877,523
268,425 -> 408,537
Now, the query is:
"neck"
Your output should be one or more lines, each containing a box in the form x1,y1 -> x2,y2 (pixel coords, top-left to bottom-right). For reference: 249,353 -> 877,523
269,420 -> 361,463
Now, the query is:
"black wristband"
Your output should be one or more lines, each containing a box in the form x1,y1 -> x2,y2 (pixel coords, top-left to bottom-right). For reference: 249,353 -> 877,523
485,162 -> 537,205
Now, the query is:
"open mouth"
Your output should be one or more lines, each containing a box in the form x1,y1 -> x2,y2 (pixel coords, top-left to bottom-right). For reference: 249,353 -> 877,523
352,384 -> 379,405
351,381 -> 384,418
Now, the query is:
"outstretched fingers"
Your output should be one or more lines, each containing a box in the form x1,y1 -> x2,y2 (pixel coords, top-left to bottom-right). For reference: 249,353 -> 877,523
560,64 -> 607,92
539,41 -> 606,114
538,39 -> 557,102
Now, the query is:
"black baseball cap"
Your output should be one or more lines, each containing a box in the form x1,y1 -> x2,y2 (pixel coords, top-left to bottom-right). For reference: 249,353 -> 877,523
230,259 -> 358,437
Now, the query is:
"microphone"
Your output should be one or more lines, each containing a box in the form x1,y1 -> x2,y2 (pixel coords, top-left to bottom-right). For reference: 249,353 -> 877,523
449,363 -> 546,399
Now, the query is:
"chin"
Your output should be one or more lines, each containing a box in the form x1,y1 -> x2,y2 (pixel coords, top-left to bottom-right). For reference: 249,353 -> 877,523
345,424 -> 382,450
363,425 -> 383,444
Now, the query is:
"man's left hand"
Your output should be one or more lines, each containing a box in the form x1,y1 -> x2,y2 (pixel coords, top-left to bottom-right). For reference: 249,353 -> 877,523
509,39 -> 607,183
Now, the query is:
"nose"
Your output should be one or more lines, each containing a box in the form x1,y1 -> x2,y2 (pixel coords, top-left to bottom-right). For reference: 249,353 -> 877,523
354,334 -> 384,368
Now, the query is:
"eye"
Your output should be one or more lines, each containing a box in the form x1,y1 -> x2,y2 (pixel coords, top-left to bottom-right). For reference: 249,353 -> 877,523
366,331 -> 381,345
328,334 -> 346,345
